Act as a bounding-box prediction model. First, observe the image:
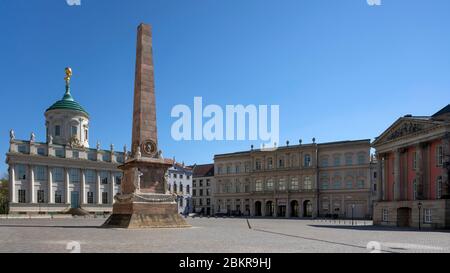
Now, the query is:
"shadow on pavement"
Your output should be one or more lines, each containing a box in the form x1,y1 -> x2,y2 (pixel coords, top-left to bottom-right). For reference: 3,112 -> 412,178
309,224 -> 450,233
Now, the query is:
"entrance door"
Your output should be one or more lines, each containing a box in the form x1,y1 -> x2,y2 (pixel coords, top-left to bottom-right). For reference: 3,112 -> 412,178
71,191 -> 79,208
397,207 -> 412,227
278,206 -> 286,217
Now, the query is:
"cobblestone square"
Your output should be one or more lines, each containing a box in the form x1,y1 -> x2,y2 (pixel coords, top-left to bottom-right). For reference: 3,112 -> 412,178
0,217 -> 449,253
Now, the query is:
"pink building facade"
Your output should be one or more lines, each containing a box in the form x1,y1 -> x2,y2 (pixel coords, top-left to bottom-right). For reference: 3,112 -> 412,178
372,105 -> 450,229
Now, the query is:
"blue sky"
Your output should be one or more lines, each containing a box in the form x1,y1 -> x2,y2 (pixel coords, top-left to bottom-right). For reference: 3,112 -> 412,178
1,0 -> 450,174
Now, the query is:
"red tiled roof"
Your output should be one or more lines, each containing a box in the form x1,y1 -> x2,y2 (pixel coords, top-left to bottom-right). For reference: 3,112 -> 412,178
190,164 -> 214,177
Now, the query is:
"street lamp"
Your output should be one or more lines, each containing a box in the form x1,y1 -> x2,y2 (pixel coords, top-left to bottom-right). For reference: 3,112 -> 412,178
351,204 -> 355,226
418,202 -> 422,231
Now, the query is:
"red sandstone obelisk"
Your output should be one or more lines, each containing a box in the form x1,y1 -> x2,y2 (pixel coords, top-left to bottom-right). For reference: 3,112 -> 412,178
103,24 -> 190,228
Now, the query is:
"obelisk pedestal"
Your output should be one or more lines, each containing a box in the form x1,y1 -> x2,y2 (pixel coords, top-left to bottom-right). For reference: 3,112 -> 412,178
102,24 -> 190,228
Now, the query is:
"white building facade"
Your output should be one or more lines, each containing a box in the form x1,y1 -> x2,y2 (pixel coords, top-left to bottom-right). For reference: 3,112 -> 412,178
5,73 -> 127,214
167,162 -> 193,215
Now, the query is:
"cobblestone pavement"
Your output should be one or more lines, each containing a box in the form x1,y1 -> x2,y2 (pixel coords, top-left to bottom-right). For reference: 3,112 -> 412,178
0,217 -> 449,253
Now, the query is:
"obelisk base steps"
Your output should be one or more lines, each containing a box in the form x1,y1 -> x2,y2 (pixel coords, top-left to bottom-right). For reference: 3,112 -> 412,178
103,202 -> 190,228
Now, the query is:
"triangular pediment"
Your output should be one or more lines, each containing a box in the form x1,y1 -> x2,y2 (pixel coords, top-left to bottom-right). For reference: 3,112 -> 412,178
372,117 -> 441,146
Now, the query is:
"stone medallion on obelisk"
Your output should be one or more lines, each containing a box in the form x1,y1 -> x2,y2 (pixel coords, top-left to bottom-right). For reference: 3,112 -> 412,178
103,23 -> 190,228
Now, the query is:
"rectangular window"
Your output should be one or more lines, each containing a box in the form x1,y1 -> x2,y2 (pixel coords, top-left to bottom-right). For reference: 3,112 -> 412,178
357,180 -> 365,189
70,169 -> 80,183
346,180 -> 353,189
18,145 -> 27,153
334,156 -> 341,166
278,179 -> 286,191
37,190 -> 45,203
413,152 -> 418,170
193,189 -> 196,197
192,180 -> 196,187
102,192 -> 108,204
84,129 -> 88,141
266,179 -> 274,190
255,159 -> 262,170
321,158 -> 328,167
55,125 -> 61,137
71,126 -> 78,137
357,154 -> 366,165
17,164 -> 27,180
101,172 -> 108,184
437,146 -> 444,167
244,183 -> 250,192
18,189 -> 26,203
290,177 -> 299,190
173,173 -> 177,178
200,189 -> 204,196
206,188 -> 210,196
199,180 -> 203,187
55,149 -> 64,158
345,155 -> 353,165
278,158 -> 285,168
382,209 -> 388,222
304,155 -> 312,167
87,192 -> 94,204
115,175 -> 122,185
53,168 -> 64,182
255,180 -> 262,192
226,166 -> 231,174
413,179 -> 417,200
332,180 -> 341,189
37,147 -> 46,156
206,179 -> 210,186
85,170 -> 96,183
424,209 -> 432,224
73,151 -> 79,159
207,198 -> 211,205
321,181 -> 329,190
235,165 -> 240,173
199,199 -> 203,206
102,153 -> 110,162
437,176 -> 443,199
55,191 -> 62,203
373,183 -> 377,192
88,152 -> 96,161
180,174 -> 183,179
304,176 -> 312,190
35,166 -> 46,181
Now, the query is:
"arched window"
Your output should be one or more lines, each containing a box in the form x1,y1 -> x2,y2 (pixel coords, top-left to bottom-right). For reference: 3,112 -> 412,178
304,154 -> 311,167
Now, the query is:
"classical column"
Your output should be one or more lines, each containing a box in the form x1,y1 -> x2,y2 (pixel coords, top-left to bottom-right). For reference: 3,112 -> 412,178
110,173 -> 115,204
9,164 -> 16,203
394,150 -> 401,201
96,171 -> 102,204
286,198 -> 290,218
381,155 -> 386,201
29,165 -> 35,203
415,144 -> 423,199
262,199 -> 266,216
80,169 -> 86,205
48,167 -> 54,204
273,198 -> 277,218
65,169 -> 70,204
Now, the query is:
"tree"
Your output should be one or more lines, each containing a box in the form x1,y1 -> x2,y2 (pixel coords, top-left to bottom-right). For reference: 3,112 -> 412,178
0,174 -> 9,214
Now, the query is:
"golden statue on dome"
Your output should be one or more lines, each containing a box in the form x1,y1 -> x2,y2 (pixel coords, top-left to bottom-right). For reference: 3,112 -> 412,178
64,67 -> 72,84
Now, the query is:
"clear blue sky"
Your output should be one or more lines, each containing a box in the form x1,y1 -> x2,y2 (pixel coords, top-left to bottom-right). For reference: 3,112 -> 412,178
1,0 -> 450,175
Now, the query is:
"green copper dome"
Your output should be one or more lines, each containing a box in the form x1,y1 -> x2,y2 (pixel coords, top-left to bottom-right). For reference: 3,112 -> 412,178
46,87 -> 89,116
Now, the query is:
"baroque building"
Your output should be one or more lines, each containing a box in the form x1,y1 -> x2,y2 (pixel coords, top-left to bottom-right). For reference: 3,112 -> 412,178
191,164 -> 215,215
213,139 -> 375,219
372,105 -> 450,229
167,161 -> 193,215
5,69 -> 126,214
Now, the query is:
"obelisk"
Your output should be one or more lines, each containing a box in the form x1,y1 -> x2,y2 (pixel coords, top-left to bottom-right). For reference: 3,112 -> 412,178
103,23 -> 190,228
